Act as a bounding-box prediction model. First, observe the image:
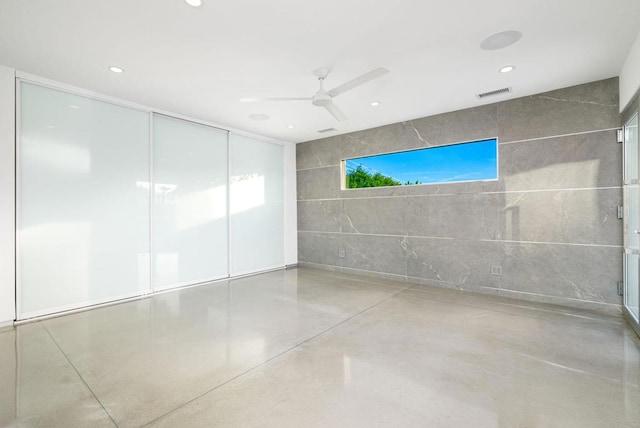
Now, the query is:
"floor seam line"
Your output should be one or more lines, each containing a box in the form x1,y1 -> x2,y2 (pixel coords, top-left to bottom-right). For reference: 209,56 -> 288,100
140,284 -> 412,427
41,322 -> 121,428
400,289 -> 623,329
300,269 -> 410,289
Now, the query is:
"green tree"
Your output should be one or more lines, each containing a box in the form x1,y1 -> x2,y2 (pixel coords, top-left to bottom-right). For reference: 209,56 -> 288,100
346,166 -> 401,188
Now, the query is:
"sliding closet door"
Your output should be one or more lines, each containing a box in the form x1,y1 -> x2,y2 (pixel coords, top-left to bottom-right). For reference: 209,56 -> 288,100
18,82 -> 150,318
152,115 -> 228,290
229,134 -> 284,275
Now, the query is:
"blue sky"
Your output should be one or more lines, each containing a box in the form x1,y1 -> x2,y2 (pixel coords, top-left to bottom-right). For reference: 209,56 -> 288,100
346,139 -> 497,185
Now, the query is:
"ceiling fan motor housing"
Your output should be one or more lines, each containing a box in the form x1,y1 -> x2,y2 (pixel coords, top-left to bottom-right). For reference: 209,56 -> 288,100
312,92 -> 332,107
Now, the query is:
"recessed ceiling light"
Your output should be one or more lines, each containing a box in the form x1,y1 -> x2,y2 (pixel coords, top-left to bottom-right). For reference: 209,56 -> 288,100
69,104 -> 79,109
185,0 -> 202,6
499,65 -> 515,73
370,101 -> 381,107
480,30 -> 522,51
109,66 -> 124,73
287,125 -> 295,129
249,113 -> 269,121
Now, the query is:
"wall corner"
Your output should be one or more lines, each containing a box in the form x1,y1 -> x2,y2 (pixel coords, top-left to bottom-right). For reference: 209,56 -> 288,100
0,64 -> 16,323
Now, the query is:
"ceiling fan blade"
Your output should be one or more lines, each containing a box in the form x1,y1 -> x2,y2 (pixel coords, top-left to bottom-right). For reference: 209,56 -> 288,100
326,67 -> 389,98
324,102 -> 348,122
240,97 -> 312,102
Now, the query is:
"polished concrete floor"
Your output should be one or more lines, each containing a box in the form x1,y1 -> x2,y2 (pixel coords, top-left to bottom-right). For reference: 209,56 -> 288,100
0,267 -> 639,428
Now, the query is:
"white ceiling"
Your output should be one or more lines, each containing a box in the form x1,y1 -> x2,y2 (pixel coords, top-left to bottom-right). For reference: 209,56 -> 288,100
1,0 -> 639,143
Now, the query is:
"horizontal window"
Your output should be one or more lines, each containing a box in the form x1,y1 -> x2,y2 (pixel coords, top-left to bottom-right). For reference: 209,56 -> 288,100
342,138 -> 498,189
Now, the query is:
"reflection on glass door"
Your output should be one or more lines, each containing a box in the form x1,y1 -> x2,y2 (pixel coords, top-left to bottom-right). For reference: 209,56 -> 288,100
151,115 -> 229,291
229,134 -> 284,276
623,110 -> 640,329
18,82 -> 151,319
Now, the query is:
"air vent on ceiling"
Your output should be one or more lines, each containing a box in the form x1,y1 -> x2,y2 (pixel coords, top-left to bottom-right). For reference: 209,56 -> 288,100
476,87 -> 512,100
317,127 -> 337,133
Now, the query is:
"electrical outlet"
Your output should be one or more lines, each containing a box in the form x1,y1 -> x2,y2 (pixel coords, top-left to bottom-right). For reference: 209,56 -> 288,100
338,249 -> 346,258
491,265 -> 503,276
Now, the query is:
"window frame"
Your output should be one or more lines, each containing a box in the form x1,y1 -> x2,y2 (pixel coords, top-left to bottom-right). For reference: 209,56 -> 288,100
340,137 -> 499,191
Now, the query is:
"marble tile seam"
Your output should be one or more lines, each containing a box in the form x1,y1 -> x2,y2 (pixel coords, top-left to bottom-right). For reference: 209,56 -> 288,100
298,230 -> 453,239
476,285 -> 623,308
40,322 -> 120,428
403,285 -> 625,331
295,128 -> 621,172
298,262 -> 622,312
139,284 -> 413,428
405,285 -> 621,321
476,238 -> 621,248
297,230 -> 622,249
296,164 -> 339,172
407,275 -> 621,309
298,261 -> 408,281
297,186 -> 622,202
497,127 -> 620,146
298,270 -> 409,289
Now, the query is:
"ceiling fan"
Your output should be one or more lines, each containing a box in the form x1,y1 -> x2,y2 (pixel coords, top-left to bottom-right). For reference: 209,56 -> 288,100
240,67 -> 389,122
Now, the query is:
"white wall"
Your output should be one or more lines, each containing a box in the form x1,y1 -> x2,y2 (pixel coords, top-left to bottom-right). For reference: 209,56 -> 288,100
0,65 -> 15,325
284,142 -> 298,266
620,30 -> 640,112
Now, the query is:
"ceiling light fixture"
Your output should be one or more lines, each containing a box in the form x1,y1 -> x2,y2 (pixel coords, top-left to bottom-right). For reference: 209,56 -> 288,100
185,0 -> 202,7
480,30 -> 522,51
249,113 -> 269,121
287,125 -> 295,129
499,65 -> 515,73
370,101 -> 381,107
109,66 -> 124,73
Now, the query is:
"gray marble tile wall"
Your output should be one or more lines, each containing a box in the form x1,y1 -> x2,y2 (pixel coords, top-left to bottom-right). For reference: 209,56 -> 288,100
296,78 -> 623,313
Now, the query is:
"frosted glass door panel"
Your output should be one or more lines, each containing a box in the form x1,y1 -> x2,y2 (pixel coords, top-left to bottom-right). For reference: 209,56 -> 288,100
625,185 -> 640,249
19,82 -> 150,318
229,135 -> 284,275
152,115 -> 228,290
625,113 -> 638,182
625,112 -> 640,324
625,253 -> 639,321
